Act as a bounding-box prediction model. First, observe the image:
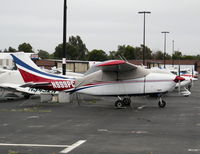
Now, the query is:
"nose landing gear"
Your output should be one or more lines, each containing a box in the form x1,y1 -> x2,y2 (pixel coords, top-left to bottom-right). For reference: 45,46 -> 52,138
158,97 -> 166,108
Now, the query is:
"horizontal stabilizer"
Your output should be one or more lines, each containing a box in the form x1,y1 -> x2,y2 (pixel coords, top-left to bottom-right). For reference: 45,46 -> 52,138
20,82 -> 51,88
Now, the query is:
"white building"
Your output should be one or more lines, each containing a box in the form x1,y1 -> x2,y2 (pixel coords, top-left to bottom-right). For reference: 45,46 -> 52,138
0,52 -> 37,69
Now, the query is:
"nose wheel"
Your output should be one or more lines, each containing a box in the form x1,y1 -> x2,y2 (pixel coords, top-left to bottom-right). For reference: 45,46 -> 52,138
158,97 -> 166,108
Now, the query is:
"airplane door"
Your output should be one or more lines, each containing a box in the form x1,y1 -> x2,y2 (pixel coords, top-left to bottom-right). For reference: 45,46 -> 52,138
122,76 -> 146,95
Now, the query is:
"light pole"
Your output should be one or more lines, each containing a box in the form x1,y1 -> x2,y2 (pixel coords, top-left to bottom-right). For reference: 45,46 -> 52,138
138,11 -> 151,66
62,0 -> 67,75
161,31 -> 170,68
172,40 -> 175,66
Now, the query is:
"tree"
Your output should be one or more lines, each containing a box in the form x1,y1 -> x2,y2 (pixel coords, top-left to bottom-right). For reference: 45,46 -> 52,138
1,47 -> 17,53
143,45 -> 153,60
8,47 -> 17,52
18,43 -> 34,53
108,51 -> 117,60
107,45 -> 154,60
54,43 -> 78,59
3,48 -> 8,52
87,49 -> 108,61
165,53 -> 171,60
135,47 -> 143,60
68,36 -> 88,60
152,51 -> 164,60
116,45 -> 136,60
196,54 -> 200,60
53,36 -> 88,60
172,51 -> 182,60
182,55 -> 196,60
38,50 -> 50,59
54,44 -> 63,59
111,45 -> 137,60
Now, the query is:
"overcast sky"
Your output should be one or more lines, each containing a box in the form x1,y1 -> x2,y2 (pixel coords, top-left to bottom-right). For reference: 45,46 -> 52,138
0,0 -> 200,55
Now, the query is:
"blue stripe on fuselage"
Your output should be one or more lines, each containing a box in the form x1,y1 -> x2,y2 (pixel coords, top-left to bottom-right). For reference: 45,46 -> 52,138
11,54 -> 73,80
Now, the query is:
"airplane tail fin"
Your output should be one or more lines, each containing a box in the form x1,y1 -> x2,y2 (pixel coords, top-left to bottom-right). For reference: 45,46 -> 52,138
10,52 -> 70,83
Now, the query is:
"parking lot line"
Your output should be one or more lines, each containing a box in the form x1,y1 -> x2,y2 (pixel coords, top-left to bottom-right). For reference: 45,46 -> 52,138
0,143 -> 69,148
188,149 -> 200,152
0,140 -> 87,153
60,140 -> 87,153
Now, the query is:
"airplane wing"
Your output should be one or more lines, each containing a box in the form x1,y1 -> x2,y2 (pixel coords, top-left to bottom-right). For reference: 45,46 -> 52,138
96,60 -> 149,80
96,60 -> 137,72
0,83 -> 22,91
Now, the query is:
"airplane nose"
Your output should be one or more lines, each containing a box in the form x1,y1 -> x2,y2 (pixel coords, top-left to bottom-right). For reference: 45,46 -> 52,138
173,76 -> 185,83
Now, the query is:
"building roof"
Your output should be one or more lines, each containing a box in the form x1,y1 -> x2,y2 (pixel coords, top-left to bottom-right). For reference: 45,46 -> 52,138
128,59 -> 200,65
0,52 -> 33,59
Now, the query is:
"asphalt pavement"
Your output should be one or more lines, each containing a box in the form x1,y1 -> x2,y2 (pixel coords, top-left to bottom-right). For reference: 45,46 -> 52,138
0,80 -> 200,154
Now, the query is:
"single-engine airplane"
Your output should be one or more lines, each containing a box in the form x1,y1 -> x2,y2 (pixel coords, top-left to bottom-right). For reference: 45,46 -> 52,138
11,53 -> 185,108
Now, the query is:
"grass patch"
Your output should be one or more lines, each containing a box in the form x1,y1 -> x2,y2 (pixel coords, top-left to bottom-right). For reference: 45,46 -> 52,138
8,150 -> 19,154
0,107 -> 51,113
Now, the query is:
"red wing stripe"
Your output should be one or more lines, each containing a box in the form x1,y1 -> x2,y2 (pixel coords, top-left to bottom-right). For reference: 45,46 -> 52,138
96,60 -> 126,67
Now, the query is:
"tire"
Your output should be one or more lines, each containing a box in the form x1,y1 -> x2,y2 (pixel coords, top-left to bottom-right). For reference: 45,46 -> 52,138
158,100 -> 166,108
24,94 -> 31,99
115,100 -> 124,108
123,98 -> 131,106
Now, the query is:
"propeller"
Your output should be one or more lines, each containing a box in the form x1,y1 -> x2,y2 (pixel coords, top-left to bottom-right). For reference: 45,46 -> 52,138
174,75 -> 185,94
174,76 -> 185,83
178,63 -> 181,93
191,66 -> 194,87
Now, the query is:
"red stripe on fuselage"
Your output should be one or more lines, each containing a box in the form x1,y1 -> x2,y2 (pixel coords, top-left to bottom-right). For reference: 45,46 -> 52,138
82,79 -> 174,87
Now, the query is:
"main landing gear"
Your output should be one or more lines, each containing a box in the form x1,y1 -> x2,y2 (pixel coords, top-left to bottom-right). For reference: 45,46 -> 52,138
115,97 -> 131,108
115,96 -> 167,109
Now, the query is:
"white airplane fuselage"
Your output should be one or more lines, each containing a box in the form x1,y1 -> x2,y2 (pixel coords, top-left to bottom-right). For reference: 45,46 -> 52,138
75,72 -> 177,96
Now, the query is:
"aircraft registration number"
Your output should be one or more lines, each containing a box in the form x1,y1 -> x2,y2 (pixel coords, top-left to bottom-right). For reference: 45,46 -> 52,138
51,80 -> 75,89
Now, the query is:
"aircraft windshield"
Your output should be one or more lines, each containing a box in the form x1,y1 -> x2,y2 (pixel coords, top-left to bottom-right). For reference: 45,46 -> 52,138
84,63 -> 102,75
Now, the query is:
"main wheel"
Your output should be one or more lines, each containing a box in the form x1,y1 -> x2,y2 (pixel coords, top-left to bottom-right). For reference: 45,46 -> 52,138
24,94 -> 31,99
123,98 -> 131,106
115,100 -> 124,108
158,100 -> 166,108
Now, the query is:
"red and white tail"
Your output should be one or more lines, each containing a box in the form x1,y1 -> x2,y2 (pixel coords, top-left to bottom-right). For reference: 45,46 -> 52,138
11,53 -> 75,91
